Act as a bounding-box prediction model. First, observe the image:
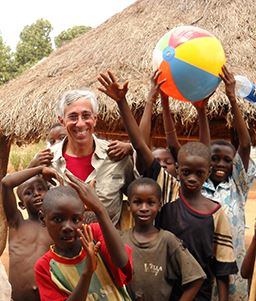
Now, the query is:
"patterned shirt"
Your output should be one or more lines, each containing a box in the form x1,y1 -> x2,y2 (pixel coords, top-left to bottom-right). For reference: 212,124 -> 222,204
35,223 -> 132,301
202,153 -> 256,301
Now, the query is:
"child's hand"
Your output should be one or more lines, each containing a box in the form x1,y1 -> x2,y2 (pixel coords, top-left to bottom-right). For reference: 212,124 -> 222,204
219,65 -> 236,99
98,70 -> 128,102
28,149 -> 53,168
65,172 -> 102,212
41,167 -> 64,186
78,224 -> 101,273
107,140 -> 133,161
148,70 -> 166,103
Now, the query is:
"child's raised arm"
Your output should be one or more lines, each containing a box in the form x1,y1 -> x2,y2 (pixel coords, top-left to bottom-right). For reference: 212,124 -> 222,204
220,65 -> 251,171
1,166 -> 63,226
160,91 -> 181,161
66,172 -> 128,269
98,71 -> 155,173
139,70 -> 165,147
193,98 -> 211,147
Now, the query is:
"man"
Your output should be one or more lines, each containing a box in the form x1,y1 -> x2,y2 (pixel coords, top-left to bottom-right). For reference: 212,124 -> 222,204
50,89 -> 134,226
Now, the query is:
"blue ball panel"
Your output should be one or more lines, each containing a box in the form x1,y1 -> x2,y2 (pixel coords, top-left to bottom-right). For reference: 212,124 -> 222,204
170,58 -> 221,102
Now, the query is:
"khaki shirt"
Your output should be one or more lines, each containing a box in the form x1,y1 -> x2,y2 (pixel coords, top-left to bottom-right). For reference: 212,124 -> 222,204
50,135 -> 135,225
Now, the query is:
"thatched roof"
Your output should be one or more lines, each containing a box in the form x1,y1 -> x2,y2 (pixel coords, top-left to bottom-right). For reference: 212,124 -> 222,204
0,0 -> 256,145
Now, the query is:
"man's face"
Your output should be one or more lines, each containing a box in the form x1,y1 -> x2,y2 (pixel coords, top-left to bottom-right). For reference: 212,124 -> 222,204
59,97 -> 97,146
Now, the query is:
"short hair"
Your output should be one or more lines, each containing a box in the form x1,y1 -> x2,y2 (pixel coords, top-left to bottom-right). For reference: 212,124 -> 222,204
177,142 -> 211,164
49,122 -> 63,130
17,176 -> 48,201
127,177 -> 162,201
57,89 -> 99,117
210,139 -> 236,155
42,186 -> 81,212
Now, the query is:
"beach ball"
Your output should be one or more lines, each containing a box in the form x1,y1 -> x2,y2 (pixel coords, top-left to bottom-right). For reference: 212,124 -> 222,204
153,26 -> 226,103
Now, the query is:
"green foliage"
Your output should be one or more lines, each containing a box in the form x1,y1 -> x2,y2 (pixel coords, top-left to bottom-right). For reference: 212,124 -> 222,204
54,25 -> 91,48
9,141 -> 46,171
0,35 -> 16,85
14,19 -> 53,73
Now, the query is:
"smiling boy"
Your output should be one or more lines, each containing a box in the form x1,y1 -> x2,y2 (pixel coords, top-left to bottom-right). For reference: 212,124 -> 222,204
120,177 -> 206,301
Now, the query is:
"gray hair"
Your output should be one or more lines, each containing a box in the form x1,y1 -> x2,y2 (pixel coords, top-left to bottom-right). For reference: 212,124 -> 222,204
57,89 -> 99,117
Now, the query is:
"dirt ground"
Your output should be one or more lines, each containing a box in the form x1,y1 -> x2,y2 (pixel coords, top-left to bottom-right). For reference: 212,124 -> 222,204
1,183 -> 256,274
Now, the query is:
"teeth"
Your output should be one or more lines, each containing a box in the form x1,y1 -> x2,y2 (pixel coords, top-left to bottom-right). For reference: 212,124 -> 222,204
215,170 -> 225,177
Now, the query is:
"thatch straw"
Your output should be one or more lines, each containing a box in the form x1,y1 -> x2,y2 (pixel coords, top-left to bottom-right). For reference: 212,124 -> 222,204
0,0 -> 256,144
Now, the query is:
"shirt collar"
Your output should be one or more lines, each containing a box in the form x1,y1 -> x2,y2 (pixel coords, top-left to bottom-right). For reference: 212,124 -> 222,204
52,134 -> 107,161
203,177 -> 232,191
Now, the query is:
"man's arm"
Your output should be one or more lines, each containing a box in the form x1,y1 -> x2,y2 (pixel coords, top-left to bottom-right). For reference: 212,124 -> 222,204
98,71 -> 155,173
220,65 -> 251,171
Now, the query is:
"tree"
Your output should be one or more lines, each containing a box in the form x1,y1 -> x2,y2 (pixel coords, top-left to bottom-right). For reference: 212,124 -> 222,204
54,25 -> 91,48
0,35 -> 16,85
14,19 -> 53,73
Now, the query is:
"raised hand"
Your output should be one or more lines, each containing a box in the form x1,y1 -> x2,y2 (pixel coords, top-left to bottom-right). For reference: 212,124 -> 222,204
148,69 -> 166,104
65,172 -> 102,213
98,70 -> 128,102
28,149 -> 53,168
41,166 -> 64,186
78,224 -> 101,273
219,65 -> 236,99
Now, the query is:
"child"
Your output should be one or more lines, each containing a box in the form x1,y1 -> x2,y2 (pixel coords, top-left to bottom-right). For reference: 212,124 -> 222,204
138,69 -> 211,177
0,196 -> 11,301
156,142 -> 238,300
120,177 -> 206,301
97,71 -> 238,300
46,122 -> 67,147
35,172 -> 133,301
1,166 -> 62,301
28,123 -> 66,168
241,221 -> 256,301
201,66 -> 256,300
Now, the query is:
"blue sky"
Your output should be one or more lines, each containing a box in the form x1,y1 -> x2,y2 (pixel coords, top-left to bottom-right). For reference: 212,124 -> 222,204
0,0 -> 136,50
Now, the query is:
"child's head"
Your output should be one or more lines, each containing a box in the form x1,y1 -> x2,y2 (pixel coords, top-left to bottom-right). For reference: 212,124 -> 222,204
127,177 -> 162,225
17,176 -> 48,217
40,186 -> 85,255
210,140 -> 236,185
47,123 -> 66,147
177,142 -> 211,193
152,147 -> 176,176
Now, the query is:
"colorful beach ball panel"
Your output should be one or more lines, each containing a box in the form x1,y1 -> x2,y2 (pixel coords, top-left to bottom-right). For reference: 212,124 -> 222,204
153,26 -> 226,102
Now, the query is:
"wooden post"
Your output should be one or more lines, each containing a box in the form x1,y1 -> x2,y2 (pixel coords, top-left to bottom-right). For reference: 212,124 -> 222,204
0,135 -> 10,255
0,135 -> 11,181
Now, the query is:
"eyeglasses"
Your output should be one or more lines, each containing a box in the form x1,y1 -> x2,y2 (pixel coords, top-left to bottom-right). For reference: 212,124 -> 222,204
66,112 -> 94,122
